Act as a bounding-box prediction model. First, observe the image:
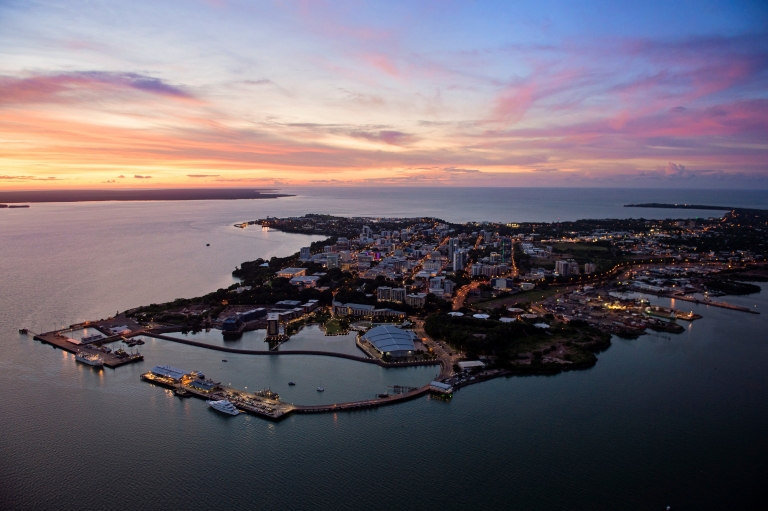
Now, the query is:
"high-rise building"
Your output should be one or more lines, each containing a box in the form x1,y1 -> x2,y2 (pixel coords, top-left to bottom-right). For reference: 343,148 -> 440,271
326,253 -> 340,269
361,225 -> 372,239
569,261 -> 580,275
453,250 -> 468,272
555,260 -> 570,276
470,263 -> 483,277
584,262 -> 597,274
500,237 -> 512,263
448,238 -> 457,260
299,247 -> 311,260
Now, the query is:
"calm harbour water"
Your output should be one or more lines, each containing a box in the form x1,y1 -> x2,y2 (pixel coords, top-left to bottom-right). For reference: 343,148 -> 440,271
1,188 -> 766,510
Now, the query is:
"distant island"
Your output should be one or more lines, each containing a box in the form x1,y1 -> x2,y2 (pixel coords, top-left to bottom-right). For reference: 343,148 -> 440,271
625,203 -> 767,213
0,188 -> 293,203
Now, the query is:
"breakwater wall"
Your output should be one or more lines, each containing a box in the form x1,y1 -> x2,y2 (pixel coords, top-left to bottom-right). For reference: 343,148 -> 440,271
140,332 -> 441,369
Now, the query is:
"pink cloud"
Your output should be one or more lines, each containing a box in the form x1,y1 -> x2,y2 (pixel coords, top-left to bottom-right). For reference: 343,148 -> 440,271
0,72 -> 195,106
360,53 -> 400,77
493,83 -> 536,124
350,129 -> 415,146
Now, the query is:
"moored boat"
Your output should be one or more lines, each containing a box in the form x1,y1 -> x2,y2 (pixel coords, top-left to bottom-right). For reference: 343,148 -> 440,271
75,351 -> 104,367
206,399 -> 240,415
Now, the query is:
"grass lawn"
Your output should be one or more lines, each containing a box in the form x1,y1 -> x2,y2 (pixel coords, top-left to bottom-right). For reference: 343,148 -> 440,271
472,286 -> 571,310
552,242 -> 609,252
323,318 -> 347,335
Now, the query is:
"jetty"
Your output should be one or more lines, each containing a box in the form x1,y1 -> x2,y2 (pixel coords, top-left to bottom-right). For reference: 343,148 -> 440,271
140,371 -> 293,420
141,354 -> 448,421
664,294 -> 759,314
33,331 -> 144,368
292,385 -> 431,414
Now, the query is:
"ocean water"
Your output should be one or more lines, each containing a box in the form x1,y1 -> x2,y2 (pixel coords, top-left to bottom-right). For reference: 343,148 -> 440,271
0,188 -> 766,510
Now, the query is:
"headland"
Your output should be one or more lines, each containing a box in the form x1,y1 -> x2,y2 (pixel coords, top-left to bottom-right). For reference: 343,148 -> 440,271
25,208 -> 766,421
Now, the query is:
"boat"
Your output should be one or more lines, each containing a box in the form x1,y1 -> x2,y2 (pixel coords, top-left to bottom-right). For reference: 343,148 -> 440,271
174,388 -> 191,398
377,393 -> 389,398
75,351 -> 103,367
206,399 -> 240,415
317,387 -> 324,392
288,381 -> 296,386
222,359 -> 228,362
206,243 -> 210,246
18,328 -> 28,334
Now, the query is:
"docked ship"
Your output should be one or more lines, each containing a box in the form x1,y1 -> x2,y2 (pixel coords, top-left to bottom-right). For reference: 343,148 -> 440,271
206,399 -> 240,415
75,351 -> 104,367
645,306 -> 677,321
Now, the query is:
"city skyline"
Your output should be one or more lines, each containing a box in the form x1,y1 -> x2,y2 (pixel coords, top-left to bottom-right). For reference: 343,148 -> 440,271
1,0 -> 767,189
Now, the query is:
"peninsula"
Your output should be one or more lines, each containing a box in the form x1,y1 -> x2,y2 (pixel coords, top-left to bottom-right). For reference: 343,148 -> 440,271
29,209 -> 766,421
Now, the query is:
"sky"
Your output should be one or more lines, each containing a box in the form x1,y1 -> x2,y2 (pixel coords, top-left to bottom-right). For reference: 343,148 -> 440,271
1,0 -> 767,189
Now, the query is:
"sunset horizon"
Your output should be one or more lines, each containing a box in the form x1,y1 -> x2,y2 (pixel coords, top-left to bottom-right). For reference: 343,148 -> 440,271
2,0 -> 767,190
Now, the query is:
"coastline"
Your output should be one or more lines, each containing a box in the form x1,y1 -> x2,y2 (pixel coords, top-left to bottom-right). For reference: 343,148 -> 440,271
0,188 -> 293,203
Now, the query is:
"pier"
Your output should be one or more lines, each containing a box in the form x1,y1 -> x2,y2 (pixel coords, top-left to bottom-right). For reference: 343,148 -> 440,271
293,385 -> 431,414
33,331 -> 144,368
663,294 -> 760,314
140,372 -> 293,420
139,353 -> 451,421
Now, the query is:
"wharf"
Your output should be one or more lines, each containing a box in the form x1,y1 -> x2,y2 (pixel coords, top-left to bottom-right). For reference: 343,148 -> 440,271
33,331 -> 144,368
664,294 -> 759,314
141,357 -> 450,421
140,372 -> 293,420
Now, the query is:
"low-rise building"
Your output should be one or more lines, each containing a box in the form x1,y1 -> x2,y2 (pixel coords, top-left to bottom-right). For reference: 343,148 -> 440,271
277,267 -> 307,278
405,293 -> 427,307
360,325 -> 415,358
289,275 -> 320,288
